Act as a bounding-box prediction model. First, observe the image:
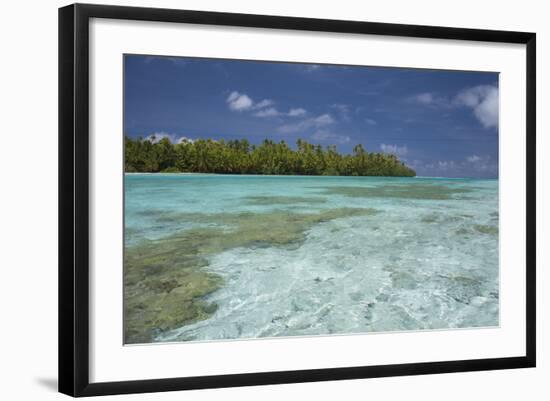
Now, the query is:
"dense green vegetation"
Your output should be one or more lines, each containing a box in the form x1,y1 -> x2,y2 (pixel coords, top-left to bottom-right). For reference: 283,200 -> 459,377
124,136 -> 416,176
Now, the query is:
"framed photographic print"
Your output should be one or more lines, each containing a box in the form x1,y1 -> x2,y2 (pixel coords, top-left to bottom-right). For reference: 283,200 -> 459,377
58,3 -> 536,397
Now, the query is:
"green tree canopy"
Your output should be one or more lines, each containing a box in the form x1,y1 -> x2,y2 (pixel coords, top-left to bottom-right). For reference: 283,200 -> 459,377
124,136 -> 416,177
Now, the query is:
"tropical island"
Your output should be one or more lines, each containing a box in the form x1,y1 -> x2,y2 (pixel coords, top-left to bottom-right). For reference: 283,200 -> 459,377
124,136 -> 416,176
121,56 -> 499,345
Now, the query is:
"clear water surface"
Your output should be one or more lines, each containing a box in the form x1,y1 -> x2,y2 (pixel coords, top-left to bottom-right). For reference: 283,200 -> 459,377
124,174 -> 499,343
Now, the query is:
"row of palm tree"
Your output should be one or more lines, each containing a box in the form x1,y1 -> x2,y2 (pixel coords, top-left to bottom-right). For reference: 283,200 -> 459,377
124,136 -> 416,177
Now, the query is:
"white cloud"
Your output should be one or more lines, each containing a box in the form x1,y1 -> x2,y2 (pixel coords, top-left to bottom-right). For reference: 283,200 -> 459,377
177,136 -> 195,144
414,154 -> 497,178
407,85 -> 499,129
288,108 -> 307,117
408,92 -> 450,108
331,104 -> 350,113
464,154 -> 496,172
278,114 -> 334,133
454,85 -> 499,128
437,160 -> 456,170
314,114 -> 334,125
254,99 -> 274,109
145,132 -> 175,143
144,132 -> 194,144
227,90 -> 306,118
254,107 -> 307,118
226,91 -> 254,111
365,118 -> 377,125
380,143 -> 408,156
403,159 -> 423,169
254,107 -> 282,117
412,93 -> 435,105
330,104 -> 351,121
311,130 -> 350,144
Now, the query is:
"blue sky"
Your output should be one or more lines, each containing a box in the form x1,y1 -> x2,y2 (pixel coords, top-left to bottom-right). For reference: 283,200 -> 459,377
124,55 -> 499,178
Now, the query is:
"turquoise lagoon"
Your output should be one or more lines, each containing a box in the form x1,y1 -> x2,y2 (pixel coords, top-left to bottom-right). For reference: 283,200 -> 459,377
124,174 -> 499,343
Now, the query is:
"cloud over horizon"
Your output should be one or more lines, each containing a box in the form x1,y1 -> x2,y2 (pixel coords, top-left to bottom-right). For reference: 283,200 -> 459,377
145,132 -> 195,144
380,143 -> 408,156
455,85 -> 499,129
278,113 -> 335,134
419,154 -> 498,178
227,90 -> 307,119
311,129 -> 351,144
227,91 -> 255,111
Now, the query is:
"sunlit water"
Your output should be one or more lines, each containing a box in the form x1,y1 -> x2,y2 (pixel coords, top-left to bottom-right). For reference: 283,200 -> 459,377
125,174 -> 499,342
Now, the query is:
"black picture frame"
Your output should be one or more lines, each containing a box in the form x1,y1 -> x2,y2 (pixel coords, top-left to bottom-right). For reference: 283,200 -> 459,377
59,3 -> 536,397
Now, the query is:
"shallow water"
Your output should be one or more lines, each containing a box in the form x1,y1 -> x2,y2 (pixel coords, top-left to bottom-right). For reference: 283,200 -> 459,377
124,174 -> 499,343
